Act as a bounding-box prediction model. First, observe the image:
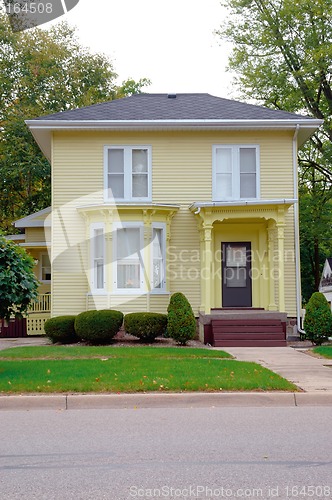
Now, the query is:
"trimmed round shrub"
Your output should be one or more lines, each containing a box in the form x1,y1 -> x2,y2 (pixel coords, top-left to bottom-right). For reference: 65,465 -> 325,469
124,312 -> 167,342
74,309 -> 123,344
303,292 -> 332,345
44,316 -> 78,344
167,292 -> 196,345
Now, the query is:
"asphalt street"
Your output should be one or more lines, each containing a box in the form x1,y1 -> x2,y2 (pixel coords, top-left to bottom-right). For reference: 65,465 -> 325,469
0,406 -> 331,500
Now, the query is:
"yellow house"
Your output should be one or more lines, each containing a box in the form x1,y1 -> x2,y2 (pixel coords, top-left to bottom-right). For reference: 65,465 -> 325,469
26,93 -> 321,345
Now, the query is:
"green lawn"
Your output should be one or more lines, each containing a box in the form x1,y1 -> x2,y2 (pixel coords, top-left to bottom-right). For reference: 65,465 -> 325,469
0,346 -> 298,393
312,346 -> 332,359
0,345 -> 232,360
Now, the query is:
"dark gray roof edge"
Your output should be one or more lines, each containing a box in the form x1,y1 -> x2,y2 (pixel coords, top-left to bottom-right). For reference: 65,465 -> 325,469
30,93 -> 319,122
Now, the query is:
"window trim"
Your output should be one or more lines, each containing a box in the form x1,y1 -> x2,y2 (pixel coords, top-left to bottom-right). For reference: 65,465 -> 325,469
39,252 -> 51,283
151,222 -> 167,293
112,222 -> 145,293
90,222 -> 106,292
104,145 -> 152,202
212,144 -> 260,201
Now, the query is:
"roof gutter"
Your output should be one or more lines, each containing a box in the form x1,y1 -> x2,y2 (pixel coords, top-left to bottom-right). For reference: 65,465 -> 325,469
293,124 -> 305,335
26,117 -> 323,163
26,118 -> 322,129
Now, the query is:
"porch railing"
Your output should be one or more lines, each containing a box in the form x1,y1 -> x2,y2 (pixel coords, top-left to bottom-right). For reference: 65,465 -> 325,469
27,294 -> 51,335
29,294 -> 51,313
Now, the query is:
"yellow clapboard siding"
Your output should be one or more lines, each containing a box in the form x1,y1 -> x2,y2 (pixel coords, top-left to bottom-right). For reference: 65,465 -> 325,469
52,128 -> 298,318
25,227 -> 47,243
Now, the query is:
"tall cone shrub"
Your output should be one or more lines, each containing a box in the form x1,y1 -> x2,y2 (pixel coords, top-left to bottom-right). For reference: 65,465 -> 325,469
303,292 -> 332,345
167,292 -> 196,345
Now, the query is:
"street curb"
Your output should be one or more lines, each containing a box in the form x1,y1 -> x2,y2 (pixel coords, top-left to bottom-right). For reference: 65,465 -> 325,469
1,392 -> 332,411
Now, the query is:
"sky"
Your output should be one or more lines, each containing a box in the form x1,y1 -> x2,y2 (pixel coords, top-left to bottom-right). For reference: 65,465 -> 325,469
46,0 -> 235,99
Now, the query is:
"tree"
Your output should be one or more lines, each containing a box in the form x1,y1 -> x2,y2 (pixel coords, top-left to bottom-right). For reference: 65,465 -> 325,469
216,0 -> 332,298
167,292 -> 196,345
303,292 -> 332,345
0,14 -> 150,232
0,234 -> 39,322
217,0 -> 332,176
299,169 -> 332,302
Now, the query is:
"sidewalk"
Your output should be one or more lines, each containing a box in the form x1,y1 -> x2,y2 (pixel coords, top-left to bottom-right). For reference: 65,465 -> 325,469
223,346 -> 332,393
0,338 -> 332,410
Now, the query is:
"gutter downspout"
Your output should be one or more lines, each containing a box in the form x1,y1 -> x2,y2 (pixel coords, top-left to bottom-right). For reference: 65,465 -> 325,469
293,124 -> 305,335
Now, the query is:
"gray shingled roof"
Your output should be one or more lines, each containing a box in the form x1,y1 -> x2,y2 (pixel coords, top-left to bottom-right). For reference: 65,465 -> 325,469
34,93 -> 314,122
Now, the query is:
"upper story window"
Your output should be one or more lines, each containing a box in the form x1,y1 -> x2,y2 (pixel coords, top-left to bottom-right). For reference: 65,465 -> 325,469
105,146 -> 152,202
212,145 -> 260,201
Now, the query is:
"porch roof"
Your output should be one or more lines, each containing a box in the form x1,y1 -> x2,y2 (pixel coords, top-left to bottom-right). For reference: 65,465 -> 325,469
189,199 -> 296,224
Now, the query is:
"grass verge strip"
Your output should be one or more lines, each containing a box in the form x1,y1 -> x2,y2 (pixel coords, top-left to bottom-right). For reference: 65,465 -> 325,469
0,357 -> 298,393
0,345 -> 232,360
312,346 -> 332,359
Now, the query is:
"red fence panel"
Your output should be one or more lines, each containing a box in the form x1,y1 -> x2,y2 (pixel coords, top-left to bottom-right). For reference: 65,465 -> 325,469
0,318 -> 27,338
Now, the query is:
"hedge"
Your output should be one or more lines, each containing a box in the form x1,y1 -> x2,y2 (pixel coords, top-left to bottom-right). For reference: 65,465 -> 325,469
124,312 -> 167,342
303,292 -> 332,345
74,309 -> 123,344
167,292 -> 196,345
44,316 -> 78,344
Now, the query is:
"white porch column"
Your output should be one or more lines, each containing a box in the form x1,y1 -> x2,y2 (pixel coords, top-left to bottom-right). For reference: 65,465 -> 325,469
201,223 -> 213,314
276,222 -> 285,312
267,220 -> 277,310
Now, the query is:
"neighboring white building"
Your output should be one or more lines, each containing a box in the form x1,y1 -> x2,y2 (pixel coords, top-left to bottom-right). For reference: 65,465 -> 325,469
319,258 -> 332,310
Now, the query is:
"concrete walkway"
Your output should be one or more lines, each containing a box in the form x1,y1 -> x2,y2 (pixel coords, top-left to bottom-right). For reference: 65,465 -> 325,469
224,346 -> 332,393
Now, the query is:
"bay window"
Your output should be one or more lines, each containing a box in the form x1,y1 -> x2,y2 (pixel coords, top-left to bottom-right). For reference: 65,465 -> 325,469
113,223 -> 144,291
152,224 -> 166,291
91,223 -> 105,291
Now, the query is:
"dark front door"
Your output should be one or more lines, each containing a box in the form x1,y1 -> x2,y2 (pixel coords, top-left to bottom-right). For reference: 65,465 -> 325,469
222,242 -> 252,307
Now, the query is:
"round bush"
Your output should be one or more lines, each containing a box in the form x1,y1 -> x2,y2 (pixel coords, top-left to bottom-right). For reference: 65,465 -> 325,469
44,316 -> 78,344
303,292 -> 332,345
167,292 -> 196,345
74,309 -> 123,344
124,312 -> 167,342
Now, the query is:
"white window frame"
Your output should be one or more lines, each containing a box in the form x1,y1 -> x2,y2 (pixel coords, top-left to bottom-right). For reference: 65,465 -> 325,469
212,145 -> 260,201
112,222 -> 145,293
104,145 -> 152,202
90,222 -> 106,293
39,252 -> 51,283
151,223 -> 167,293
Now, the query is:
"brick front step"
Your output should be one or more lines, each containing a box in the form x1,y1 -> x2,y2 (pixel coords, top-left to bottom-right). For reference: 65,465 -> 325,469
210,317 -> 286,347
214,339 -> 287,347
213,333 -> 286,341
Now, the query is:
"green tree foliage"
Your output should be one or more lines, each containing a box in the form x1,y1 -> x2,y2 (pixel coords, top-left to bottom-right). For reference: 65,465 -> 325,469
0,234 -> 39,321
0,14 -> 150,232
299,170 -> 332,301
303,292 -> 332,345
167,292 -> 197,345
217,0 -> 332,298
